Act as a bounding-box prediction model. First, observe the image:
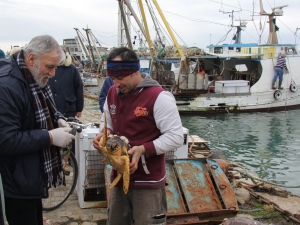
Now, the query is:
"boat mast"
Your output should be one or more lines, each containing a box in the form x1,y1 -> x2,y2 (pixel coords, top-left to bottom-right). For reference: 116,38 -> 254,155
123,0 -> 147,40
219,7 -> 251,45
74,28 -> 92,62
118,0 -> 133,49
117,0 -> 132,48
86,29 -> 103,73
74,35 -> 87,61
151,0 -> 184,60
150,0 -> 189,86
145,0 -> 165,49
259,0 -> 288,44
137,0 -> 155,59
83,27 -> 96,65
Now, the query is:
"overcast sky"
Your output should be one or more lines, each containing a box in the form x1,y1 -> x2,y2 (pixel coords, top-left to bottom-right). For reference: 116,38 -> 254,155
1,0 -> 300,54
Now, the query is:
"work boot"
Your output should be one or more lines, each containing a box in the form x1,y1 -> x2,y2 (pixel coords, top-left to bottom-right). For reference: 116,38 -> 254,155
272,81 -> 276,89
278,81 -> 283,89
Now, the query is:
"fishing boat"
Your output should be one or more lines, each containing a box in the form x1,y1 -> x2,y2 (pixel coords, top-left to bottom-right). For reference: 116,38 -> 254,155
174,0 -> 300,114
120,0 -> 300,114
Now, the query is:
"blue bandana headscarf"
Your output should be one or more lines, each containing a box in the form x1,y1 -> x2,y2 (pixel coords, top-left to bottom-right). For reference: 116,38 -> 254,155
107,60 -> 140,77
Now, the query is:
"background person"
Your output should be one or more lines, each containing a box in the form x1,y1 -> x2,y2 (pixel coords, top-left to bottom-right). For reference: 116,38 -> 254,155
93,47 -> 183,225
48,51 -> 84,118
99,76 -> 114,113
0,35 -> 75,225
272,53 -> 289,89
9,47 -> 21,57
98,76 -> 114,131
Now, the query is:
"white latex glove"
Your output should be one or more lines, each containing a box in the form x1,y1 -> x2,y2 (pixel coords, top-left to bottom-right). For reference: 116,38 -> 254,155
58,119 -> 69,128
49,128 -> 75,148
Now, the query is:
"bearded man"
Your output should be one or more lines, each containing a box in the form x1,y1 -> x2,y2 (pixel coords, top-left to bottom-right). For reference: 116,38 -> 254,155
0,35 -> 75,225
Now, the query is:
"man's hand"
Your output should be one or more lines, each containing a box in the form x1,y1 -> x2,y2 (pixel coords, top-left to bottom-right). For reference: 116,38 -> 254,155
128,145 -> 145,174
93,130 -> 111,153
49,128 -> 75,148
76,112 -> 82,118
93,133 -> 103,153
58,118 -> 69,128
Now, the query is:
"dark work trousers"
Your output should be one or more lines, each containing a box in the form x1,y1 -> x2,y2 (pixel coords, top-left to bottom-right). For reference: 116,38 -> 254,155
5,197 -> 43,225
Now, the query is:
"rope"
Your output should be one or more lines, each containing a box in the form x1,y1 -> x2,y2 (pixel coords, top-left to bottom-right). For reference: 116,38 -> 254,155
188,134 -> 197,159
232,167 -> 300,189
188,134 -> 214,159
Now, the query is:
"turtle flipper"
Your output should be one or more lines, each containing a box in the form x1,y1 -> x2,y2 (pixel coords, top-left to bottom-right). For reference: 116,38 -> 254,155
101,156 -> 109,163
99,113 -> 107,147
122,156 -> 130,194
109,173 -> 122,190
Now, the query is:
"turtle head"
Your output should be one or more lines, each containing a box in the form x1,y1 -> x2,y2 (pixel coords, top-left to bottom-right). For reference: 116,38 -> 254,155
106,136 -> 124,156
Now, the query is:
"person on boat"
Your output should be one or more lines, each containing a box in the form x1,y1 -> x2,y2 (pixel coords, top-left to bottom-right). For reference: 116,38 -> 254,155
272,53 -> 289,89
92,47 -> 183,225
0,35 -> 75,225
198,60 -> 206,74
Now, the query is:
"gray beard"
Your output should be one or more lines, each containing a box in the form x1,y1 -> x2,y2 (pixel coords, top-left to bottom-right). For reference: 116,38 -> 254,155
31,63 -> 48,88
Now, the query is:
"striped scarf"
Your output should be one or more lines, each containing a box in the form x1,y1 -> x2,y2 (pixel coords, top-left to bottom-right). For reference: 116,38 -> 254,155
14,50 -> 65,188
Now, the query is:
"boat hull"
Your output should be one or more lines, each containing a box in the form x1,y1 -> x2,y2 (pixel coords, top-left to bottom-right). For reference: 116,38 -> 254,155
176,88 -> 300,114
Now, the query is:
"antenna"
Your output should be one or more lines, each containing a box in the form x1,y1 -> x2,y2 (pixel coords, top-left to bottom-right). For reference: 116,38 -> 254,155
259,0 -> 288,16
259,0 -> 267,14
295,28 -> 300,45
272,4 -> 288,10
258,0 -> 289,44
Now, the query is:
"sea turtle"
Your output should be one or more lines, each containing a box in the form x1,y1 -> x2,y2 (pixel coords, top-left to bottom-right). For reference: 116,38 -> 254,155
99,113 -> 131,194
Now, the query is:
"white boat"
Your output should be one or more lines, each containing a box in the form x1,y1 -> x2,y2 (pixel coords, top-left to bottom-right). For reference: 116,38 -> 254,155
121,0 -> 300,114
174,42 -> 300,114
172,1 -> 300,113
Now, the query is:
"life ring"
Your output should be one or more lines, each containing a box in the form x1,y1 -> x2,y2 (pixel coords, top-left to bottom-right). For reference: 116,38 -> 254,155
290,83 -> 298,92
274,90 -> 282,99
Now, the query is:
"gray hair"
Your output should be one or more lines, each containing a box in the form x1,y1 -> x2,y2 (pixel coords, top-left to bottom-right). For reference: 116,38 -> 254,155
23,35 -> 65,62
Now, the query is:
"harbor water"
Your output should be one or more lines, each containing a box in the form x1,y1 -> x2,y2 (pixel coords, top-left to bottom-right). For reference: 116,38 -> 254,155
84,86 -> 300,197
181,110 -> 300,196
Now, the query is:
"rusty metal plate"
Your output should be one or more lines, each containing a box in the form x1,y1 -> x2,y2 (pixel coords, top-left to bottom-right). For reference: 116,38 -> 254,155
172,159 -> 223,212
207,159 -> 239,210
104,159 -> 238,224
166,162 -> 186,214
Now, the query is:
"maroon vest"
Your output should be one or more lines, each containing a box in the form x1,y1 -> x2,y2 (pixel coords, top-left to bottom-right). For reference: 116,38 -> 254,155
107,85 -> 166,188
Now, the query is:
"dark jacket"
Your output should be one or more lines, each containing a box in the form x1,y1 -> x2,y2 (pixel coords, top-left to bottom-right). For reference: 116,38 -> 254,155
0,58 -> 57,199
99,76 -> 114,113
49,64 -> 84,117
